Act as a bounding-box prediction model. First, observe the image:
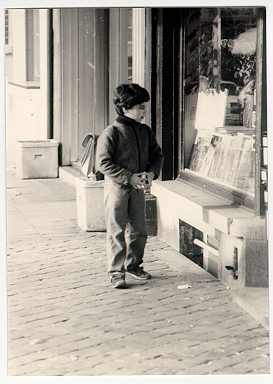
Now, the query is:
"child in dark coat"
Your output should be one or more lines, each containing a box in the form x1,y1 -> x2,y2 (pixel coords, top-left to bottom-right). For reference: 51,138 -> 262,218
96,84 -> 164,288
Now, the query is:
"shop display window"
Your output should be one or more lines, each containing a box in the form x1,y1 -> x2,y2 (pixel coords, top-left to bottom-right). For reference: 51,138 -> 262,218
183,8 -> 259,198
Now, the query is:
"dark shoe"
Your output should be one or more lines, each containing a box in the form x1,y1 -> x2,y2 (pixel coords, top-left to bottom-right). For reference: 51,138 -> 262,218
126,266 -> 151,280
110,275 -> 127,289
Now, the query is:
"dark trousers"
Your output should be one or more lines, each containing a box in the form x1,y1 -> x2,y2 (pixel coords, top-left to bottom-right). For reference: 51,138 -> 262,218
104,177 -> 147,277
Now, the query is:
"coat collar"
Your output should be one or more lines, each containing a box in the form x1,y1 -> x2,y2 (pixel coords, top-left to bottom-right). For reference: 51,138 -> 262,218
115,115 -> 141,129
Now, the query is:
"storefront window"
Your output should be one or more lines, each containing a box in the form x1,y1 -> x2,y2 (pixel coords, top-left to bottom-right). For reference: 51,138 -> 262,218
183,8 -> 258,197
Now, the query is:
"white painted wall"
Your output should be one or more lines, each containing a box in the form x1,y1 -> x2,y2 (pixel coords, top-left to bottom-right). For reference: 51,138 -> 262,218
6,9 -> 50,156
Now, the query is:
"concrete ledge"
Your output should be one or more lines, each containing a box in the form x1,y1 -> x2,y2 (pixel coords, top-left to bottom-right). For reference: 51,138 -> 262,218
151,179 -> 268,289
152,180 -> 254,237
153,248 -> 217,283
59,165 -> 83,187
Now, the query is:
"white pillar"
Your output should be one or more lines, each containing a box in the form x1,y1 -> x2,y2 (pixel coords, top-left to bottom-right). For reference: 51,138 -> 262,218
132,8 -> 145,87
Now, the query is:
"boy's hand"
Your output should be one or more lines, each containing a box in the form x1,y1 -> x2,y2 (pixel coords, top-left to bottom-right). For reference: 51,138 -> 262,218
129,173 -> 148,190
129,172 -> 154,190
129,173 -> 147,190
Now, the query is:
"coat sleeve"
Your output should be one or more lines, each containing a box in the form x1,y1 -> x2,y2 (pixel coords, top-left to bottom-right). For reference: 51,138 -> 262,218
96,126 -> 133,185
146,128 -> 164,179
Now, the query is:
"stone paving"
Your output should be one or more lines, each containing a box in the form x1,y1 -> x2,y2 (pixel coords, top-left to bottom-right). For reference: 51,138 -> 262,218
6,165 -> 270,377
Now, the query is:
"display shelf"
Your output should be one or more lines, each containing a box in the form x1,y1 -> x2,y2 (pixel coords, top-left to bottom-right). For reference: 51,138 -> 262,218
188,130 -> 255,197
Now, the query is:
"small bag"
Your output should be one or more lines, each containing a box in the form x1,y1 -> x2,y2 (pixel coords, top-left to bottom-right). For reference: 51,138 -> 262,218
80,133 -> 104,180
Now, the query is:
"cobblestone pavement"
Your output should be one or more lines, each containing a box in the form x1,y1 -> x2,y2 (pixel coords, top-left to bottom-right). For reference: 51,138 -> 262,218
6,168 -> 271,377
7,234 -> 270,377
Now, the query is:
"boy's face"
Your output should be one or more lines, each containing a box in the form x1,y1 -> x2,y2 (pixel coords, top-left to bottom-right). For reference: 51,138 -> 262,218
124,102 -> 148,123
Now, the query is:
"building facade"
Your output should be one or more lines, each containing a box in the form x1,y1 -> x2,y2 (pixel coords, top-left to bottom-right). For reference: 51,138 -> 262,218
5,7 -> 268,289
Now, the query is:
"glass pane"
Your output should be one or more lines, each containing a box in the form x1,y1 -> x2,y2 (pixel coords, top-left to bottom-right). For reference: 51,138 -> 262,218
183,7 -> 258,197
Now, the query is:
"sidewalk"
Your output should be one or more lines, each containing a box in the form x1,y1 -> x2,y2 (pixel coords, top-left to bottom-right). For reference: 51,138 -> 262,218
59,163 -> 270,332
5,157 -> 270,376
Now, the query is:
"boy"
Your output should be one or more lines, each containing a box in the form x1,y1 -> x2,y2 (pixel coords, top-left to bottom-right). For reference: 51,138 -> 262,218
96,84 -> 164,289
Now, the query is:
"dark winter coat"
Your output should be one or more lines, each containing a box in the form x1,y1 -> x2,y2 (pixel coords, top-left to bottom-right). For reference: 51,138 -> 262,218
96,115 -> 164,185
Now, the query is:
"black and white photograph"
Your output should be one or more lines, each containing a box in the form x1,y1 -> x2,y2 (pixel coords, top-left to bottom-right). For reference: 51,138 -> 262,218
2,0 -> 272,381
